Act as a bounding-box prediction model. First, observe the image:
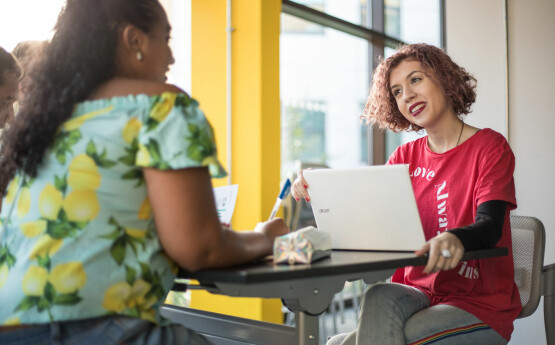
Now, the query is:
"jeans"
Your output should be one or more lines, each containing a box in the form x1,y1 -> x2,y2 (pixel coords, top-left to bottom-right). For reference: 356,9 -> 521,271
327,283 -> 508,345
0,315 -> 211,345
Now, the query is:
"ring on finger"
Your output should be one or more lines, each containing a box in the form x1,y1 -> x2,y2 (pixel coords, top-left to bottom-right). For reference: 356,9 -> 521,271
441,249 -> 452,258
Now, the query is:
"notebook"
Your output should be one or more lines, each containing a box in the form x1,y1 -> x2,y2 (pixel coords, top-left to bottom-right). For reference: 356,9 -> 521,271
303,164 -> 426,252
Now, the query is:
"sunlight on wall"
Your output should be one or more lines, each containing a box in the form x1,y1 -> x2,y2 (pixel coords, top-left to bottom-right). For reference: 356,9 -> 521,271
0,0 -> 66,51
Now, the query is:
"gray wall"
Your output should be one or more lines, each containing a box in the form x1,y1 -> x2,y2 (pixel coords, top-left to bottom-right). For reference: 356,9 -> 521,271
446,0 -> 555,343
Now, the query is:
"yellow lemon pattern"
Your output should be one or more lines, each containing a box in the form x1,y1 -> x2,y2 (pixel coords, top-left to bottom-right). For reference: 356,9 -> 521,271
136,144 -> 151,166
29,235 -> 63,260
149,93 -> 176,123
124,227 -> 147,239
102,281 -> 131,313
62,190 -> 100,222
62,105 -> 114,131
20,220 -> 47,238
67,154 -> 101,191
1,93 -> 222,324
39,184 -> 63,220
16,187 -> 32,218
2,317 -> 21,326
5,176 -> 20,205
122,118 -> 143,144
102,274 -> 159,317
137,197 -> 152,220
49,262 -> 87,294
22,266 -> 48,296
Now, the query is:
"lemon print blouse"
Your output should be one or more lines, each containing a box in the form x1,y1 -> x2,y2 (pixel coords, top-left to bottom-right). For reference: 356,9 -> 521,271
0,92 -> 225,325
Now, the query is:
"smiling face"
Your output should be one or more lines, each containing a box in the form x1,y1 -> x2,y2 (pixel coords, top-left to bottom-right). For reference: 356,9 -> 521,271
140,7 -> 175,82
0,71 -> 19,128
389,59 -> 455,130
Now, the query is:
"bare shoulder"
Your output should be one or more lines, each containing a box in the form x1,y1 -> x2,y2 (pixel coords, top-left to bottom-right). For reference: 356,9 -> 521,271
89,78 -> 187,100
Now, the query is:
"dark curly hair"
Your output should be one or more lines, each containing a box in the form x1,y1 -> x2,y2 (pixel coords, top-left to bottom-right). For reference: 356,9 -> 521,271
363,43 -> 477,132
0,0 -> 162,193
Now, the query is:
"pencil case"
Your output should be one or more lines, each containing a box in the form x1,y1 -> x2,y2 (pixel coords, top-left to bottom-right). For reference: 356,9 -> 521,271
273,226 -> 332,265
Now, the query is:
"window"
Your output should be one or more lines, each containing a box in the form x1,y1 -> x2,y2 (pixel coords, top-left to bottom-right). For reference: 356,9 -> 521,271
281,0 -> 443,178
280,13 -> 370,178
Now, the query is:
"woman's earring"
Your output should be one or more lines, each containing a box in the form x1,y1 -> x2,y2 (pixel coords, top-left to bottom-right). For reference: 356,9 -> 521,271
136,51 -> 143,61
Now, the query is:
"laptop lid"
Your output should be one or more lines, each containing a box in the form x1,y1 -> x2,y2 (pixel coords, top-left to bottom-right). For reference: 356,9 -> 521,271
303,164 -> 426,252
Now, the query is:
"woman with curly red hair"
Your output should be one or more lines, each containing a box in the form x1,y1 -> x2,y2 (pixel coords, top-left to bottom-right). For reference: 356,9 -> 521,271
293,43 -> 520,344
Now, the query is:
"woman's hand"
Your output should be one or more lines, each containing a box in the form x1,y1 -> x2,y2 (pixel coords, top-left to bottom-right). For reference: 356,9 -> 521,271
291,170 -> 310,202
415,232 -> 464,274
254,218 -> 290,240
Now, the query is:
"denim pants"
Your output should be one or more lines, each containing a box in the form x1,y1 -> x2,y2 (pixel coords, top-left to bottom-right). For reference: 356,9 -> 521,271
327,283 -> 508,345
0,315 -> 211,345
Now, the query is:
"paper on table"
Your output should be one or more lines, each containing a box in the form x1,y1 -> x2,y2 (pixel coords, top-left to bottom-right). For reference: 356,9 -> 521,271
213,184 -> 239,226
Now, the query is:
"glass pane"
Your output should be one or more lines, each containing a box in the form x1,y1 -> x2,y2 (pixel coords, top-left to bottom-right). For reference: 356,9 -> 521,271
280,13 -> 370,180
385,0 -> 441,45
289,0 -> 370,28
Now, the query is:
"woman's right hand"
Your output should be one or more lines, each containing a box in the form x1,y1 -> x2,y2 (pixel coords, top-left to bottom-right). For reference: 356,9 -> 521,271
254,218 -> 289,241
291,170 -> 310,202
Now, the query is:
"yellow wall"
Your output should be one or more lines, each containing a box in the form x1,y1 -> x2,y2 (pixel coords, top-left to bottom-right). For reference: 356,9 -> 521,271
189,0 -> 282,323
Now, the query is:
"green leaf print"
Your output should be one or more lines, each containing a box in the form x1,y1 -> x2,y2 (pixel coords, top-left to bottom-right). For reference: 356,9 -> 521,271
146,140 -> 161,163
53,129 -> 82,165
47,220 -> 76,239
86,140 -> 97,155
54,292 -> 82,305
67,130 -> 82,145
186,123 -> 215,162
14,296 -> 40,312
36,255 -> 52,270
87,140 -> 117,168
0,245 -> 17,268
44,281 -> 56,303
126,265 -> 137,285
110,237 -> 127,265
118,140 -> 144,185
37,296 -> 51,312
139,262 -> 152,282
175,94 -> 193,109
99,228 -> 121,240
54,174 -> 68,194
121,169 -> 143,180
56,151 -> 67,165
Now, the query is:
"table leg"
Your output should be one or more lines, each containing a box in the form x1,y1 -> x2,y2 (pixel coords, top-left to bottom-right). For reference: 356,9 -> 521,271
296,311 -> 320,345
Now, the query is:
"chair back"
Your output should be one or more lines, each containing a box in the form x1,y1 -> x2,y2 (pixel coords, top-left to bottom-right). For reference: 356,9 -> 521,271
510,215 -> 545,318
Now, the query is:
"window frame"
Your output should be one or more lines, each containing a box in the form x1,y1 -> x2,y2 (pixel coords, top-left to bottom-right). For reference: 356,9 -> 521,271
281,0 -> 445,164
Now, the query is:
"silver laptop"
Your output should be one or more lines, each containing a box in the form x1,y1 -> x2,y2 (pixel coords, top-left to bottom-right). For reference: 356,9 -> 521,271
303,164 -> 426,252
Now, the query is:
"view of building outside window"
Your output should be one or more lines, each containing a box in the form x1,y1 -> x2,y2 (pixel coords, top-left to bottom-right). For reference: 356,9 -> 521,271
280,1 -> 371,180
280,0 -> 442,180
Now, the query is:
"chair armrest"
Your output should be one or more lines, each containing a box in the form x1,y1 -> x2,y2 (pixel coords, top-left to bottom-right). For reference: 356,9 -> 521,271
542,263 -> 555,345
544,263 -> 555,296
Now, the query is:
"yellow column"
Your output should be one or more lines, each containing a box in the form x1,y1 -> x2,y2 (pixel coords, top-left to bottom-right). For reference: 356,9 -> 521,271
190,0 -> 282,323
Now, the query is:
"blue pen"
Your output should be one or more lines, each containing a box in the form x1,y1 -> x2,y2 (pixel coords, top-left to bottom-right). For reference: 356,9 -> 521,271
268,178 -> 291,220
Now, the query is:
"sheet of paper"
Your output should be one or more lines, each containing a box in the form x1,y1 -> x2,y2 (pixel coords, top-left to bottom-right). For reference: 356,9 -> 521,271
213,184 -> 239,226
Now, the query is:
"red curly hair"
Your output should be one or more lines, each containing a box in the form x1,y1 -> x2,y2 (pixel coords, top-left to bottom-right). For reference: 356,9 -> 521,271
363,43 -> 477,132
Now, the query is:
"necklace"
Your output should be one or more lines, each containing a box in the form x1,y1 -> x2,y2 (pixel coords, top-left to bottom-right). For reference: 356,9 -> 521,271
456,121 -> 465,147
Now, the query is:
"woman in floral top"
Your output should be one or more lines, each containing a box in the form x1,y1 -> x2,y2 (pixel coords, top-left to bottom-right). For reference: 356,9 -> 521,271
0,0 -> 289,344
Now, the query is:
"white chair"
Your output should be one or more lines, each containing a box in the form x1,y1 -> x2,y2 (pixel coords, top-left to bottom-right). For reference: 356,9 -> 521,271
510,215 -> 555,344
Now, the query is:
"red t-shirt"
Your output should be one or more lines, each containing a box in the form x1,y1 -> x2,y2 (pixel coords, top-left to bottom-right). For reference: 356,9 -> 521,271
388,128 -> 521,340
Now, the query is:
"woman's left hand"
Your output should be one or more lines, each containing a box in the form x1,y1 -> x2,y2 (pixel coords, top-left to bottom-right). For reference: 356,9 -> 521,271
415,232 -> 464,274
